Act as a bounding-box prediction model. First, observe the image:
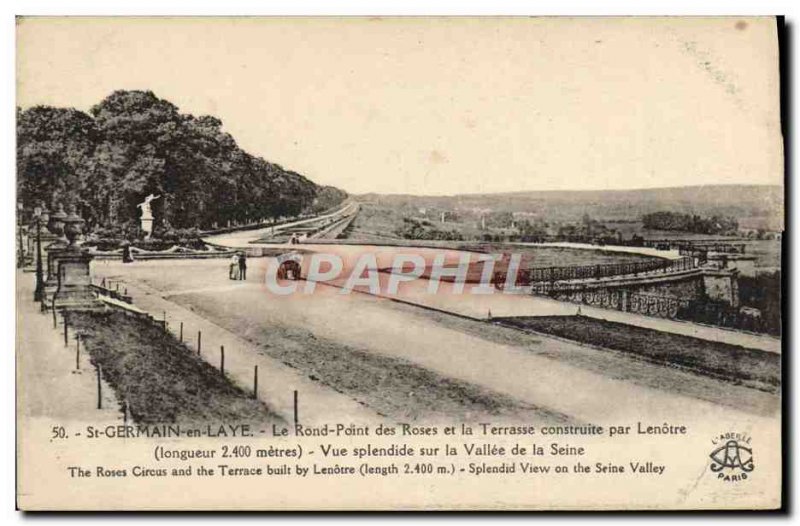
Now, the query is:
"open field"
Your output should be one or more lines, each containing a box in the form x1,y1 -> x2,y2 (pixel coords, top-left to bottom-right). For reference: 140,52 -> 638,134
355,185 -> 783,229
606,221 -> 782,269
466,243 -> 653,268
345,196 -> 781,269
310,238 -> 657,269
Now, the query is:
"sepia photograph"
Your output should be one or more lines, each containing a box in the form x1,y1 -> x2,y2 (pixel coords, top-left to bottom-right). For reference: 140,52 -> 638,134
14,15 -> 785,511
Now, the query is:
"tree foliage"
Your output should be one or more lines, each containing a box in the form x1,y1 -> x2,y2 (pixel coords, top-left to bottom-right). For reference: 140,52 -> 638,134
17,90 -> 345,234
395,218 -> 464,241
641,211 -> 739,235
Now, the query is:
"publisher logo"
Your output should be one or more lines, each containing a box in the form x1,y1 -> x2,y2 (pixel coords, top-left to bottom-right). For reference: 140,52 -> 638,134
709,432 -> 754,482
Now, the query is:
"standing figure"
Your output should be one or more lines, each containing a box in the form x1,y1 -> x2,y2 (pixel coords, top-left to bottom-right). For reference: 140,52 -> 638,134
238,251 -> 248,280
229,253 -> 239,280
122,242 -> 135,263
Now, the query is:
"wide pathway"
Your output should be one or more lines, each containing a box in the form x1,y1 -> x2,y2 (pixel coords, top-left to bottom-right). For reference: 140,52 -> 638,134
93,259 -> 778,428
203,201 -> 358,247
16,272 -> 122,422
200,239 -> 782,354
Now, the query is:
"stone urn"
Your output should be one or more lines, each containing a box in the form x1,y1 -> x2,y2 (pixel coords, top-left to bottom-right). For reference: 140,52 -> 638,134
62,204 -> 86,249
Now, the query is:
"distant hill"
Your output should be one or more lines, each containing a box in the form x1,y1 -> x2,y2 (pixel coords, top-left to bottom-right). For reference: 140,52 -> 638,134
356,185 -> 784,231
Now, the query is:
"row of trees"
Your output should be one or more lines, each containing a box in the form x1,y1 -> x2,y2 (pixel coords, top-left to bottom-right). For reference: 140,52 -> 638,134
17,90 -> 346,235
395,218 -> 464,241
641,211 -> 739,235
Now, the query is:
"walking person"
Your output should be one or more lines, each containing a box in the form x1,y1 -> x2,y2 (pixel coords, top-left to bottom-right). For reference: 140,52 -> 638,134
238,251 -> 247,280
229,253 -> 239,280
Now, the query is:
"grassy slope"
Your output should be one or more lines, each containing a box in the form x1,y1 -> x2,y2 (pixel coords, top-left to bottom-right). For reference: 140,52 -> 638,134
493,316 -> 780,393
68,311 -> 284,425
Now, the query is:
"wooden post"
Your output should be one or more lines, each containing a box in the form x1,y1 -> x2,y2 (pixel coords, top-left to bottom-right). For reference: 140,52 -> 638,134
96,365 -> 102,410
163,311 -> 167,330
75,335 -> 80,370
253,365 -> 258,399
63,316 -> 68,346
293,390 -> 299,425
197,331 -> 202,355
220,346 -> 225,375
179,322 -> 183,343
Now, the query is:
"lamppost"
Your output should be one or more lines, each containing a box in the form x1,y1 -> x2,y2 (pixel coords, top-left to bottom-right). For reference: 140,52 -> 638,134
49,203 -> 68,244
41,203 -> 68,290
31,203 -> 49,303
16,201 -> 24,268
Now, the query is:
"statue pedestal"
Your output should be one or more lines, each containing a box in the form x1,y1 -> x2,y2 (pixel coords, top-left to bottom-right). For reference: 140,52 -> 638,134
141,218 -> 154,239
51,250 -> 99,311
25,231 -> 58,273
43,244 -> 68,304
702,268 -> 740,309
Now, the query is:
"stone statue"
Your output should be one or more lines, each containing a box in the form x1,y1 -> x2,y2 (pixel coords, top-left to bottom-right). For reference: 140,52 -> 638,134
137,194 -> 160,220
136,194 -> 160,238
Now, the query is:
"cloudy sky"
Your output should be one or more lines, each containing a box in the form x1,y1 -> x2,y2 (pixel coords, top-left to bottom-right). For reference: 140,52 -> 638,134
17,17 -> 783,195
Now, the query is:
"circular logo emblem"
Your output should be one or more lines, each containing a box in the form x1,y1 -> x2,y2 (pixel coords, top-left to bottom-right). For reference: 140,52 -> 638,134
709,432 -> 754,483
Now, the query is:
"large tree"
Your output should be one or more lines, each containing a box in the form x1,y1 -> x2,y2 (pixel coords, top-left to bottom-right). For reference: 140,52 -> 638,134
17,90 -> 344,234
17,106 -> 97,216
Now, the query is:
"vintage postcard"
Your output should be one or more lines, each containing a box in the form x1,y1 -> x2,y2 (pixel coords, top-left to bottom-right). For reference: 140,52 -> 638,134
15,16 -> 784,510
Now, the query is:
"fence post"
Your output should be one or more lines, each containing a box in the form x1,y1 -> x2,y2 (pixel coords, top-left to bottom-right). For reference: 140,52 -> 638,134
179,322 -> 183,343
96,364 -> 102,410
75,335 -> 80,370
63,316 -> 69,347
293,390 -> 299,426
197,331 -> 202,355
220,346 -> 225,375
253,365 -> 258,399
